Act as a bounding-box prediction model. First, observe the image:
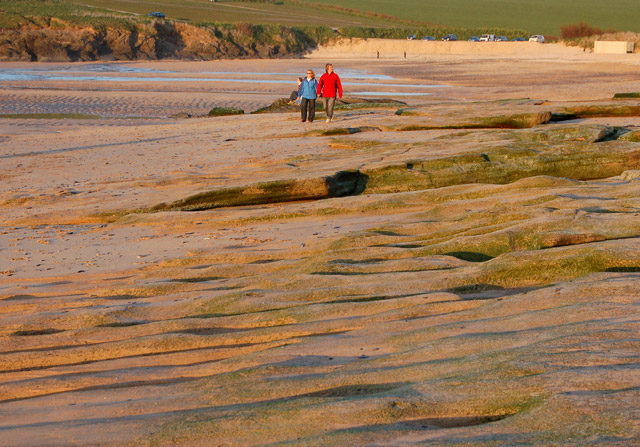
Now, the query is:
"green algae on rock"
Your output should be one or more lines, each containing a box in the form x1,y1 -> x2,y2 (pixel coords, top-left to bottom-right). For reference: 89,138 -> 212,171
310,126 -> 382,136
613,92 -> 640,99
154,170 -> 366,211
560,104 -> 640,118
251,98 -> 302,114
394,112 -> 552,131
395,108 -> 422,116
361,141 -> 640,194
252,97 -> 405,114
620,131 -> 640,142
207,107 -> 244,117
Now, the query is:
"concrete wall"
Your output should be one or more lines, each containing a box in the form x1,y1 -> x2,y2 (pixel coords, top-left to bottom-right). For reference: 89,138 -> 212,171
594,41 -> 634,54
309,38 -> 586,59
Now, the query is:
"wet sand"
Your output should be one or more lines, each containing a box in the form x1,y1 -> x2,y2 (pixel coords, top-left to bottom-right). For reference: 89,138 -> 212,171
1,43 -> 639,117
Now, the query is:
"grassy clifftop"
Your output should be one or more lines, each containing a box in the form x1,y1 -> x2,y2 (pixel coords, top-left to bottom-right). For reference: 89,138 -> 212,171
0,20 -> 334,61
0,0 -> 528,61
0,0 -> 336,61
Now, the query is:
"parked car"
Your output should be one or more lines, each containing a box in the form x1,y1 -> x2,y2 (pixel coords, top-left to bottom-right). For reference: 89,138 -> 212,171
407,34 -> 416,40
495,36 -> 508,42
147,11 -> 165,18
529,35 -> 545,43
442,34 -> 457,41
511,37 -> 526,41
479,34 -> 495,42
421,36 -> 435,41
468,36 -> 480,42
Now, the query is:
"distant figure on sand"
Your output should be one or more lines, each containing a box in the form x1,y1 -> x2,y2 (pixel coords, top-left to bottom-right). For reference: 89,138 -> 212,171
317,63 -> 342,123
298,69 -> 318,123
288,77 -> 303,104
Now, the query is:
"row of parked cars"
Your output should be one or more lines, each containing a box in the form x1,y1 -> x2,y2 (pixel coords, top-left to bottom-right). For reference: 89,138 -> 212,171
407,34 -> 544,43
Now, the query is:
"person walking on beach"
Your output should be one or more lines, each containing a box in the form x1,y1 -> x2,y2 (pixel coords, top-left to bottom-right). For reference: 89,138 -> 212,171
298,69 -> 318,123
317,63 -> 342,123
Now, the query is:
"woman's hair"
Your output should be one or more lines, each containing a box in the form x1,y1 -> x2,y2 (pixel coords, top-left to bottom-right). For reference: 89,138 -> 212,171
325,63 -> 333,72
297,77 -> 303,82
306,69 -> 315,78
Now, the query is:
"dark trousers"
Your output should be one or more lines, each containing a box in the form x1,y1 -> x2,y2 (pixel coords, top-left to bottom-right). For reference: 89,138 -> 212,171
301,98 -> 315,122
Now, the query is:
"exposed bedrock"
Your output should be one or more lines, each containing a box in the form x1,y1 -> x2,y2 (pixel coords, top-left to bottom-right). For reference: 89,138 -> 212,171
152,125 -> 640,212
153,170 -> 365,212
0,22 -> 308,62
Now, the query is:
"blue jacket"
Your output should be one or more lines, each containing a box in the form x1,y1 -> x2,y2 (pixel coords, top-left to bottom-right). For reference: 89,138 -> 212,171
298,78 -> 318,99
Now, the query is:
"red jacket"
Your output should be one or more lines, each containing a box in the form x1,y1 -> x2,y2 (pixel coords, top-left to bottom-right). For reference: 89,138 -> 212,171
317,72 -> 342,98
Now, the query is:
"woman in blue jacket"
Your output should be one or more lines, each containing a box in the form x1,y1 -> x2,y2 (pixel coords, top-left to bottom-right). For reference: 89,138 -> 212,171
298,69 -> 318,123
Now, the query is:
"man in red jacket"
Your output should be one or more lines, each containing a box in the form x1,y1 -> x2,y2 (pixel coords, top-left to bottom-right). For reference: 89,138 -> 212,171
317,63 -> 342,123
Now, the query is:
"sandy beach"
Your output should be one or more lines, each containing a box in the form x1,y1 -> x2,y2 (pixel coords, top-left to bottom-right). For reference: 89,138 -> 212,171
1,42 -> 640,446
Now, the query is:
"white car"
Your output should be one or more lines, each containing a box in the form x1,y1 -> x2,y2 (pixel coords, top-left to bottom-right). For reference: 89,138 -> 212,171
479,34 -> 495,42
529,35 -> 544,43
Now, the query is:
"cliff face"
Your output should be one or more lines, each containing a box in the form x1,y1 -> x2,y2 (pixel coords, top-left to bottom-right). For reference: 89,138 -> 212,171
0,22 -> 310,62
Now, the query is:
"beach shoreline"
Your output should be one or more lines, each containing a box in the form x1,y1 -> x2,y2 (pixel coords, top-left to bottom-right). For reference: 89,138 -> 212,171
1,44 -> 640,446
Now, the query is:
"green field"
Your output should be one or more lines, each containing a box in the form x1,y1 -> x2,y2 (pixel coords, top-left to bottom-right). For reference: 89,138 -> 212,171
60,0 -> 640,36
62,0 -> 395,27
4,0 -> 639,37
301,0 -> 640,36
0,0 -> 527,39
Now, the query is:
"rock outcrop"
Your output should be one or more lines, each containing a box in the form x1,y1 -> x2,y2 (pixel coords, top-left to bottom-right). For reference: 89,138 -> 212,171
0,21 -> 314,62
